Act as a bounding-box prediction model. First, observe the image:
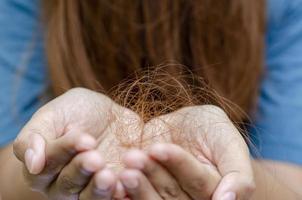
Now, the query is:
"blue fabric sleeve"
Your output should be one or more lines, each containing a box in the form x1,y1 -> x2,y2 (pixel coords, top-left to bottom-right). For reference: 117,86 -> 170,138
250,0 -> 302,165
0,0 -> 47,147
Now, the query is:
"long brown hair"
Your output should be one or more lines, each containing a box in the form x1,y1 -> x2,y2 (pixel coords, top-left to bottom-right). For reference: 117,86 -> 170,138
42,0 -> 265,121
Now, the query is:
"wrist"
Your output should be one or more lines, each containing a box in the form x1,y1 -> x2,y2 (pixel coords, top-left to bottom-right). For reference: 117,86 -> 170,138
0,144 -> 46,200
251,159 -> 300,200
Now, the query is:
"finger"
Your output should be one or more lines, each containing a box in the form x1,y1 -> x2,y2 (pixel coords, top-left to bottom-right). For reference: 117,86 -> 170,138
194,105 -> 255,199
79,169 -> 117,200
48,150 -> 104,199
120,169 -> 162,200
212,165 -> 255,200
14,132 -> 46,175
15,128 -> 96,176
211,134 -> 255,200
13,108 -> 56,174
123,149 -> 190,200
21,133 -> 46,175
43,130 -> 96,176
113,181 -> 127,199
149,143 -> 221,200
23,132 -> 97,191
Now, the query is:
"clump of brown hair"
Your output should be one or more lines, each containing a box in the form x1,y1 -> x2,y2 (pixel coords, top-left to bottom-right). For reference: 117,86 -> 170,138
109,63 -> 246,124
106,64 -> 249,149
110,63 -> 208,122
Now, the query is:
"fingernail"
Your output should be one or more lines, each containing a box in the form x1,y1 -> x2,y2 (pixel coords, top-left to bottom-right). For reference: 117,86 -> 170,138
122,176 -> 138,189
25,149 -> 36,174
221,192 -> 236,200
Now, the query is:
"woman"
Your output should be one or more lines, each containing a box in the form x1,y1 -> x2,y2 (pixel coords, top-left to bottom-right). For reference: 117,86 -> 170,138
0,0 -> 302,199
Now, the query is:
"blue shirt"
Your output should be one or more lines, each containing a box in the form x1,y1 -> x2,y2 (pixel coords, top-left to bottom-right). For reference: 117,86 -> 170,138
1,0 -> 302,166
250,0 -> 302,165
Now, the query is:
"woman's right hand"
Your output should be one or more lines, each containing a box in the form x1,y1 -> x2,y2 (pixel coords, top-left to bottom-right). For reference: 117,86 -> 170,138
12,88 -> 138,199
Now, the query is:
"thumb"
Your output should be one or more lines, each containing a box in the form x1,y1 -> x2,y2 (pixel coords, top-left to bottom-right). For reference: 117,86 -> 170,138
213,171 -> 255,200
212,138 -> 255,200
199,106 -> 256,200
13,132 -> 46,175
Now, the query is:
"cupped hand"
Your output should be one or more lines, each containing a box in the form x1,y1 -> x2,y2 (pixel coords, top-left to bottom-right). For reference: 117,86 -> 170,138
13,87 -> 142,199
13,87 -> 254,200
122,105 -> 255,200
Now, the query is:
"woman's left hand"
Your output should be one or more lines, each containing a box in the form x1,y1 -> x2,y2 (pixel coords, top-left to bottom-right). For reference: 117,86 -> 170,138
121,105 -> 255,200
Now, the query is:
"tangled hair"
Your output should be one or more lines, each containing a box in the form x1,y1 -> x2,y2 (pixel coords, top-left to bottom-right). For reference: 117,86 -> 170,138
42,0 -> 266,122
109,63 -> 244,123
94,64 -> 251,171
113,64 -> 249,144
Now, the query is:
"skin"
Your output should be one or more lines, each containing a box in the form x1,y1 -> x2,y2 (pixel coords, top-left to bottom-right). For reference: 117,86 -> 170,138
5,88 -> 131,199
0,88 -> 302,200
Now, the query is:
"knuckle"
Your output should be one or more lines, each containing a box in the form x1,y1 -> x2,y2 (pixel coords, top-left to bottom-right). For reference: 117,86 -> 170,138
67,87 -> 89,94
197,105 -> 228,120
67,87 -> 108,101
199,105 -> 226,115
65,88 -> 94,102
